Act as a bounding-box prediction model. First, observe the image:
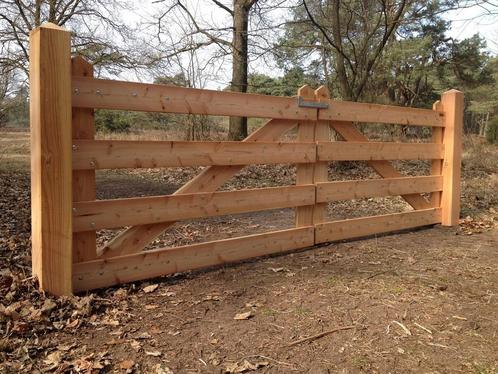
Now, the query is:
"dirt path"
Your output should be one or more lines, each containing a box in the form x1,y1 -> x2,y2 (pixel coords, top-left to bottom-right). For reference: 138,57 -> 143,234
63,227 -> 498,373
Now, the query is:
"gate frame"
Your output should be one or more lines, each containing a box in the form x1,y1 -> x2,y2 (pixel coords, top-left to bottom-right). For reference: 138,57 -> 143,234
29,24 -> 463,295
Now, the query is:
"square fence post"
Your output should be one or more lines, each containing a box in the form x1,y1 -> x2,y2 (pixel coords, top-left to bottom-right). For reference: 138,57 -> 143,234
440,89 -> 464,226
30,23 -> 73,295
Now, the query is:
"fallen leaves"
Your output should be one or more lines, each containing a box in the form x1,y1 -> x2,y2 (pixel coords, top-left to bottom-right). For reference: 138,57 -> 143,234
145,350 -> 162,357
234,311 -> 254,320
225,359 -> 268,373
119,359 -> 135,370
143,284 -> 159,293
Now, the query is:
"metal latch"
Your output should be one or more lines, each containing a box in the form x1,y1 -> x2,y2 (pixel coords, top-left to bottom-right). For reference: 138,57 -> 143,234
297,96 -> 329,109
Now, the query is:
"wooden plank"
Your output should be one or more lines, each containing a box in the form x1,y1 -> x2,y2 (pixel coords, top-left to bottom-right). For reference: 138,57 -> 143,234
319,99 -> 444,127
440,90 -> 464,226
317,141 -> 444,161
330,122 -> 432,210
100,118 -> 298,257
29,23 -> 73,296
313,87 -> 330,226
72,76 -> 316,120
295,86 -> 317,227
71,57 -> 97,263
73,185 -> 315,232
73,227 -> 314,292
431,101 -> 444,207
72,140 -> 316,170
315,208 -> 442,244
316,176 -> 443,202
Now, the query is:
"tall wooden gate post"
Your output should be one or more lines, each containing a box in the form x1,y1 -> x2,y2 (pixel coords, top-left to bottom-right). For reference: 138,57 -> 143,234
30,23 -> 73,295
440,89 -> 464,226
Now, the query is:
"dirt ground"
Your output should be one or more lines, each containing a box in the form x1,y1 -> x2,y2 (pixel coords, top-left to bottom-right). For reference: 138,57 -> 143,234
1,130 -> 497,373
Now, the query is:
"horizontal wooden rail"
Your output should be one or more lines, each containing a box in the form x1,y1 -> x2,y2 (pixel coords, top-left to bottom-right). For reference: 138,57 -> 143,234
317,142 -> 444,161
72,140 -> 316,170
317,176 -> 442,202
72,77 -> 316,120
319,100 -> 444,127
73,227 -> 314,292
73,185 -> 315,232
315,208 -> 441,244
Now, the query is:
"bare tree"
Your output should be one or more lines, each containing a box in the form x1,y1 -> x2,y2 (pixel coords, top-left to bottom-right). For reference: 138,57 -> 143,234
0,0 -> 144,79
152,0 -> 262,140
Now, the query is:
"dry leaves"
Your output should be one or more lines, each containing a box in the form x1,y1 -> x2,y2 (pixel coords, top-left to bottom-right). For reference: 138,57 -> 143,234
234,311 -> 254,320
225,359 -> 268,373
143,284 -> 159,293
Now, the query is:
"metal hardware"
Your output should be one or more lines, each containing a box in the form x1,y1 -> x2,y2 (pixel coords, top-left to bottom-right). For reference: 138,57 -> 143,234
297,96 -> 329,109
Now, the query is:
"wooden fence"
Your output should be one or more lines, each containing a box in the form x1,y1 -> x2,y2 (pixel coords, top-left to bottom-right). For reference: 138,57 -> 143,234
29,24 -> 464,295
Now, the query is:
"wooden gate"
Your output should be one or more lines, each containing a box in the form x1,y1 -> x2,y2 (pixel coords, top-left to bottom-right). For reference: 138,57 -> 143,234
29,24 -> 463,295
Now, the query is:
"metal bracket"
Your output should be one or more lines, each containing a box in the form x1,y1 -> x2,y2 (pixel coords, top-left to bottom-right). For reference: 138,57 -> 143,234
297,96 -> 329,109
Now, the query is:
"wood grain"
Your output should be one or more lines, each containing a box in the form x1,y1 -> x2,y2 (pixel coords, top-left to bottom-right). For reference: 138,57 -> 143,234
73,227 -> 314,292
30,23 -> 73,295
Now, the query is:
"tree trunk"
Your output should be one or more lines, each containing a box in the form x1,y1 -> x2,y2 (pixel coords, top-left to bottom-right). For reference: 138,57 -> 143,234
228,0 -> 250,140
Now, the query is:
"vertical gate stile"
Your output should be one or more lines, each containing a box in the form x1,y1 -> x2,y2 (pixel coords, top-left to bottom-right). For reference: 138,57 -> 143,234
72,57 -> 97,263
29,23 -> 73,295
295,86 -> 317,231
431,100 -> 444,208
312,87 -> 330,232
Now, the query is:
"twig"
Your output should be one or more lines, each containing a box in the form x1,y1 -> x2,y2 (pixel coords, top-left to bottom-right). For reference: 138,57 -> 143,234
414,322 -> 432,334
365,270 -> 390,280
286,325 -> 355,347
392,320 -> 411,336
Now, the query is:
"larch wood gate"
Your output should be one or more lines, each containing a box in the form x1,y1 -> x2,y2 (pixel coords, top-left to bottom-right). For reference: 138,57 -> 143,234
29,24 -> 463,295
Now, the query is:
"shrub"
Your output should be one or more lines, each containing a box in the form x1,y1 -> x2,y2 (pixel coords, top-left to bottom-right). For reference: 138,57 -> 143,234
95,110 -> 131,133
485,116 -> 498,144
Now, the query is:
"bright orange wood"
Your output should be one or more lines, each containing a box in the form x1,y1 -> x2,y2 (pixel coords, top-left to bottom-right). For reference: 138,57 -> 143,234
312,86 -> 330,225
317,176 -> 443,202
440,90 -> 464,226
295,85 -> 317,227
100,118 -> 298,258
73,227 -> 314,292
431,101 -> 444,207
72,140 -> 316,169
317,141 -> 444,161
73,185 -> 315,232
71,57 -> 97,263
319,99 -> 443,127
30,23 -> 73,295
315,209 -> 441,244
72,77 -> 316,120
330,122 -> 432,210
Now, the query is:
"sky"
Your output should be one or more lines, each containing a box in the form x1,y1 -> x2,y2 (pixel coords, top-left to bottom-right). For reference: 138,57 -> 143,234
122,1 -> 498,88
444,3 -> 498,55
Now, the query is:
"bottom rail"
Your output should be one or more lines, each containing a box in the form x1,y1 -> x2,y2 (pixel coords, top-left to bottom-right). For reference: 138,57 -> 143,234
73,209 -> 442,292
315,208 -> 441,244
73,226 -> 314,292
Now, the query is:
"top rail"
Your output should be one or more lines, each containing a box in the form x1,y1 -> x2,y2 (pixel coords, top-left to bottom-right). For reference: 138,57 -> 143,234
72,77 -> 316,120
72,77 -> 444,126
318,99 -> 444,127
